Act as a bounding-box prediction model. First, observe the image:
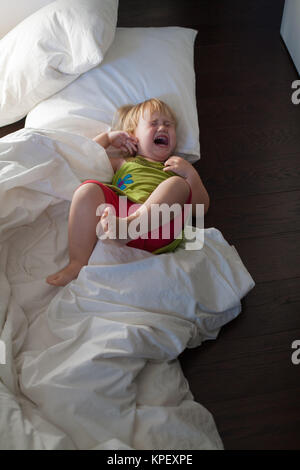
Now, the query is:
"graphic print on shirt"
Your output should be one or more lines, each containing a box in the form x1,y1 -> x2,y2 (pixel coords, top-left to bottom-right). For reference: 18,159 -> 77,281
117,173 -> 133,190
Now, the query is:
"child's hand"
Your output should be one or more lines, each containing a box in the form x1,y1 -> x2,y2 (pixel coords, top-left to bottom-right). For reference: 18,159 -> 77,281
163,156 -> 194,179
108,131 -> 138,155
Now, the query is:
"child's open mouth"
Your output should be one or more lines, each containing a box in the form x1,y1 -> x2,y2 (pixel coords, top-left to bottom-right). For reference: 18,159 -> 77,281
154,135 -> 169,146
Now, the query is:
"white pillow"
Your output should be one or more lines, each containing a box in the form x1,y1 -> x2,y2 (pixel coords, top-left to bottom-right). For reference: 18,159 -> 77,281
0,0 -> 119,127
25,27 -> 200,162
0,1 -> 55,39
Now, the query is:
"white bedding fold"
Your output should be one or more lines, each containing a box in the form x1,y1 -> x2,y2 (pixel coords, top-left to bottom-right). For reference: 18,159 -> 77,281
0,128 -> 254,449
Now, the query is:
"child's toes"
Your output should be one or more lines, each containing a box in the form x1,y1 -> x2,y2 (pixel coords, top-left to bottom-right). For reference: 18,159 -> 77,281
100,207 -> 116,239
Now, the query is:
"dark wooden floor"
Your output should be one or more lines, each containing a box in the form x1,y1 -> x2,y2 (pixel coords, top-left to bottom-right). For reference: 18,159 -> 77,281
1,0 -> 300,450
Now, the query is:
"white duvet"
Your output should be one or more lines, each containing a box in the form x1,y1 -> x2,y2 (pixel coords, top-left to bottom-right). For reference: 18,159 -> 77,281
0,128 -> 254,450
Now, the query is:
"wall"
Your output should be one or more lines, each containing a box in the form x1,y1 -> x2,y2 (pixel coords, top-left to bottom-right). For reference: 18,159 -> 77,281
281,0 -> 300,75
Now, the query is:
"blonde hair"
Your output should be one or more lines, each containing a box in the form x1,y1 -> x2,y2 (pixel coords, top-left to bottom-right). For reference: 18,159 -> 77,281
112,98 -> 177,135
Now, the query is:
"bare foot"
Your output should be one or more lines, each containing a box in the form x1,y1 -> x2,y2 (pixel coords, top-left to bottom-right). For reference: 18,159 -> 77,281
98,206 -> 136,245
46,260 -> 84,286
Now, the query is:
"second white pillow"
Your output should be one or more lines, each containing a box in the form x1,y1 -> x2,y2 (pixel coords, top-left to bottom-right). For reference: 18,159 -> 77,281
26,27 -> 200,162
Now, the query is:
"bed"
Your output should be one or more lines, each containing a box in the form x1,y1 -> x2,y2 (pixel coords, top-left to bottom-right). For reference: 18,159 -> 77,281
0,0 -> 255,450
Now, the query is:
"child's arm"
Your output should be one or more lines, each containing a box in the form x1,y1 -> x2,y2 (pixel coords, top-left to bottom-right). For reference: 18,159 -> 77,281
93,131 -> 138,154
93,131 -> 111,149
93,131 -> 138,172
163,156 -> 210,216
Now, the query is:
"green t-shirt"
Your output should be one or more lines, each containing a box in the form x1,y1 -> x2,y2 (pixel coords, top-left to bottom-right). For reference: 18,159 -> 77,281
105,156 -> 185,254
106,155 -> 176,203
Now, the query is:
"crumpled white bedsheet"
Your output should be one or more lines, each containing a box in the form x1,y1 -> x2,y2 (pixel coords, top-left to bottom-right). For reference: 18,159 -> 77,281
0,128 -> 254,450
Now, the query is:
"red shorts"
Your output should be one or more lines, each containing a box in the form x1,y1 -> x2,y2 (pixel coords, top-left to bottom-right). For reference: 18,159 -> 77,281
80,180 -> 192,253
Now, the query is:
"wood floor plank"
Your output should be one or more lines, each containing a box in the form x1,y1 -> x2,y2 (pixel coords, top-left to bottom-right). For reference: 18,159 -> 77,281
181,276 -> 300,345
118,0 -> 285,38
210,387 -> 300,449
0,119 -> 25,139
198,144 -> 300,199
196,38 -> 298,99
198,89 -> 300,130
180,329 -> 300,404
204,190 -> 300,239
223,277 -> 300,340
232,232 -> 300,283
210,124 -> 300,163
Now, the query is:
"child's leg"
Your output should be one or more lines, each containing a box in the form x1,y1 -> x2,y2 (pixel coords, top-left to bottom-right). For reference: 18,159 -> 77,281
46,183 -> 106,286
142,175 -> 190,216
101,176 -> 190,242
